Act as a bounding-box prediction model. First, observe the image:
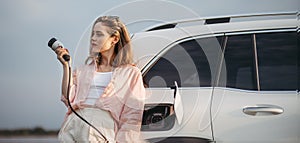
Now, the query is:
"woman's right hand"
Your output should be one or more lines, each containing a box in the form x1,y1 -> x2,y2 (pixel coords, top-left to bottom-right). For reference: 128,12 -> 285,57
55,48 -> 71,67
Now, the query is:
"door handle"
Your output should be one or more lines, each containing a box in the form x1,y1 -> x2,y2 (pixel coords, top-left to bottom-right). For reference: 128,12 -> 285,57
243,104 -> 284,116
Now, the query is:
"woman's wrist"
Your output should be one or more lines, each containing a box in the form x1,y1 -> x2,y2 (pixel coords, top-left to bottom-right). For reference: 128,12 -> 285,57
62,64 -> 70,69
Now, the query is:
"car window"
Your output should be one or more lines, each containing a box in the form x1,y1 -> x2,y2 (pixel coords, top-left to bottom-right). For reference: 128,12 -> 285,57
256,31 -> 298,91
144,36 -> 223,87
298,31 -> 300,91
220,34 -> 257,90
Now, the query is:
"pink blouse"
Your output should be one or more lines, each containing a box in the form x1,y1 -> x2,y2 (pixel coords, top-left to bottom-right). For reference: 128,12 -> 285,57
61,63 -> 146,143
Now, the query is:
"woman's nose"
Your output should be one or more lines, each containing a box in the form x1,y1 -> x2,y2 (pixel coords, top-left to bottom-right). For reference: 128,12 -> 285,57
91,36 -> 96,41
91,34 -> 97,41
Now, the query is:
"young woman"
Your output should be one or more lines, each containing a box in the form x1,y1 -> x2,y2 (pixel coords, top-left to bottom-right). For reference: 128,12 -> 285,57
55,16 -> 146,143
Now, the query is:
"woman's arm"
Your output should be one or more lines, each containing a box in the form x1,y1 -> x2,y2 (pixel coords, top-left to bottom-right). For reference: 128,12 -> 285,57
60,65 -> 73,106
116,69 -> 146,142
55,48 -> 73,106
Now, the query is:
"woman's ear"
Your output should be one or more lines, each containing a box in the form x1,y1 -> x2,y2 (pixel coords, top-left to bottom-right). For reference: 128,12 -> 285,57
111,35 -> 119,45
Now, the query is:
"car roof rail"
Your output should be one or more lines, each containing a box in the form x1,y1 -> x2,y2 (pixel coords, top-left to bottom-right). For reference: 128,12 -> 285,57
144,11 -> 298,32
146,23 -> 177,31
205,17 -> 230,24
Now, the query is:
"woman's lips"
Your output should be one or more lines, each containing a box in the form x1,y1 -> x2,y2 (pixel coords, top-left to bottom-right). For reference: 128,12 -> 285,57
91,43 -> 97,47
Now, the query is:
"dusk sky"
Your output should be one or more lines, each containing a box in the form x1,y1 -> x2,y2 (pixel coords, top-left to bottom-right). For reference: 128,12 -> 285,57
0,0 -> 298,130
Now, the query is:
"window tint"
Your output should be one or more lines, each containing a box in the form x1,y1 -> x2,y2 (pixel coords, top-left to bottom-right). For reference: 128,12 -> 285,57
298,31 -> 300,91
144,36 -> 223,87
220,34 -> 257,90
256,32 -> 298,90
144,57 -> 181,87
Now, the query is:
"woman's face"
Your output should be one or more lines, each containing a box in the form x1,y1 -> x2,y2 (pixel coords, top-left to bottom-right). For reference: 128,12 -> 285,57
90,22 -> 115,55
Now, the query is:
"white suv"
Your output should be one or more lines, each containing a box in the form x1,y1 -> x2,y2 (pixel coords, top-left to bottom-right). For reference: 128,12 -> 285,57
131,12 -> 299,143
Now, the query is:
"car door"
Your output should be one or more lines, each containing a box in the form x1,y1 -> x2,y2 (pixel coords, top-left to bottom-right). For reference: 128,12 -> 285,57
141,35 -> 224,142
212,30 -> 299,143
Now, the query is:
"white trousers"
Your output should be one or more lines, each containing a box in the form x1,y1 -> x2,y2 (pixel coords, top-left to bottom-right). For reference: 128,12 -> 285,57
58,108 -> 116,143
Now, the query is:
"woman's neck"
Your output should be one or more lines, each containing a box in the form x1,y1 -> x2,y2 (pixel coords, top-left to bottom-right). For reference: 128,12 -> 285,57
100,45 -> 115,66
97,64 -> 112,72
100,55 -> 111,66
97,51 -> 114,72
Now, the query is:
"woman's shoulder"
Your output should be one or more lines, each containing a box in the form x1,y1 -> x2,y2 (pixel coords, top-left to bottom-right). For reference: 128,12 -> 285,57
74,64 -> 94,71
115,64 -> 142,75
118,64 -> 140,71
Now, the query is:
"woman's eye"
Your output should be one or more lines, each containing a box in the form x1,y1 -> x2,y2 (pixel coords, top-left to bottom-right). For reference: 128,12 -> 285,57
91,31 -> 105,38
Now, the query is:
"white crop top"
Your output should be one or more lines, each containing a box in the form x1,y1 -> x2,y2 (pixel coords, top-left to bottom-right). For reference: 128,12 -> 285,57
84,71 -> 112,105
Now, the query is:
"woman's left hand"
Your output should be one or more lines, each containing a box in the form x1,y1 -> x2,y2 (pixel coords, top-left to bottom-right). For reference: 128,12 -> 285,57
66,104 -> 79,115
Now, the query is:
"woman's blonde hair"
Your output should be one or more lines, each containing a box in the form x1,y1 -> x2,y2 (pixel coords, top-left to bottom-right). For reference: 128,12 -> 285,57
85,16 -> 133,67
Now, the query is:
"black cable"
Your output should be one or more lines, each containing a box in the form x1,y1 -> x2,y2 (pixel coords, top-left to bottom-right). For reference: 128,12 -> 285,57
66,65 -> 109,143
